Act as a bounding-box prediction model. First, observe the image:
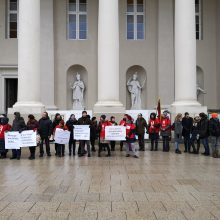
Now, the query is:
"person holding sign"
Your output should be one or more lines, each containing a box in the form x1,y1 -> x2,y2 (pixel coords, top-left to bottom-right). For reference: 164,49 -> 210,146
109,116 -> 118,151
0,115 -> 11,159
98,115 -> 112,157
10,112 -> 26,160
26,114 -> 39,160
124,114 -> 139,158
54,120 -> 68,157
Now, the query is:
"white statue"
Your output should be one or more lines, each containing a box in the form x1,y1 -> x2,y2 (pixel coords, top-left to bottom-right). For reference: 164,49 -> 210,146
197,83 -> 206,99
127,72 -> 145,110
71,73 -> 85,110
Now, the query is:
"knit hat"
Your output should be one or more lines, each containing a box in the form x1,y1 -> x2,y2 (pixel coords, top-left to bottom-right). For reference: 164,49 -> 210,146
212,113 -> 218,119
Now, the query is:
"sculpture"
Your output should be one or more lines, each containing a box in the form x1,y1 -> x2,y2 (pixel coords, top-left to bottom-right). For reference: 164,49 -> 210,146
127,72 -> 145,110
71,73 -> 85,110
197,83 -> 206,100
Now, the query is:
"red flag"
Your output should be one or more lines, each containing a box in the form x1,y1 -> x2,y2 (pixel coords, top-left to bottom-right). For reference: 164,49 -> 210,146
156,99 -> 161,121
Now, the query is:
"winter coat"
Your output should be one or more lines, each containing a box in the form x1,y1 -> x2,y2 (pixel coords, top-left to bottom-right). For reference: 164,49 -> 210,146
135,117 -> 147,134
148,118 -> 160,134
78,116 -> 91,126
209,118 -> 220,137
125,122 -> 136,143
160,117 -> 171,137
174,120 -> 183,142
38,117 -> 53,138
90,121 -> 98,140
11,113 -> 26,132
182,117 -> 193,137
98,120 -> 112,139
198,117 -> 209,139
66,118 -> 78,139
52,116 -> 62,130
0,124 -> 11,139
27,119 -> 39,132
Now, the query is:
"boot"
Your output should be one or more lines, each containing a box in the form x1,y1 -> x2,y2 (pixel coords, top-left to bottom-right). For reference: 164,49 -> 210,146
155,142 -> 158,151
212,150 -> 217,158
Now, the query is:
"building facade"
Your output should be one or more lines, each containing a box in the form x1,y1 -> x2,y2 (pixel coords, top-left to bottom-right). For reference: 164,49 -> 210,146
0,0 -> 219,115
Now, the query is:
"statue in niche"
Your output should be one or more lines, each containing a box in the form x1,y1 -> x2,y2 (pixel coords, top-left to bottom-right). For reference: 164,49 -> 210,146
127,72 -> 145,110
71,73 -> 85,110
197,83 -> 206,100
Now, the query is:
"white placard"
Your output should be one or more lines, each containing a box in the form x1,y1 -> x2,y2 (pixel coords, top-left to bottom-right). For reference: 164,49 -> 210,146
5,132 -> 21,149
54,128 -> 70,144
73,125 -> 90,140
20,130 -> 37,147
105,126 -> 126,141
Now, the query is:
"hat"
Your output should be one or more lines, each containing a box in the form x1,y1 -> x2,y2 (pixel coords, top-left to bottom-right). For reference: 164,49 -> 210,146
100,115 -> 106,120
212,113 -> 218,119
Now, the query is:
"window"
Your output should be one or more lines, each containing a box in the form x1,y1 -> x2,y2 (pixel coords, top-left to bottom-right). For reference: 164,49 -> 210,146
67,0 -> 87,40
195,0 -> 202,40
7,0 -> 19,38
126,0 -> 145,40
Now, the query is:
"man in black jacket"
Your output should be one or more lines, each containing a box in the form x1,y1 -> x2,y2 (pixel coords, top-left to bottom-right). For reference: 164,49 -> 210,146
38,112 -> 52,157
11,112 -> 26,160
209,113 -> 220,158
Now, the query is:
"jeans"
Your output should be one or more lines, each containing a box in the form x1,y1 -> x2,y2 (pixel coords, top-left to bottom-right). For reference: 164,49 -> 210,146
183,135 -> 191,152
57,144 -> 65,156
126,142 -> 137,156
162,136 -> 170,152
138,133 -> 145,150
69,139 -> 76,155
211,136 -> 220,153
40,137 -> 51,155
79,140 -> 90,156
201,138 -> 210,155
12,149 -> 21,158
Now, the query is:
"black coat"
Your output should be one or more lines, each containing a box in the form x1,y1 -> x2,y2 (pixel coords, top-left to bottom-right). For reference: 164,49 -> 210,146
38,117 -> 53,137
198,118 -> 209,138
182,117 -> 193,137
66,118 -> 78,139
209,118 -> 220,137
78,116 -> 91,125
90,121 -> 98,140
11,115 -> 26,132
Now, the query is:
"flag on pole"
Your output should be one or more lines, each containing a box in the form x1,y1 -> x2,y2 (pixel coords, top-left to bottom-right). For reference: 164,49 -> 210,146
156,99 -> 161,121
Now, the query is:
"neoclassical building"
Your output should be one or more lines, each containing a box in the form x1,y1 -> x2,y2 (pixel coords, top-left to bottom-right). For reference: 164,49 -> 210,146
0,0 -> 219,116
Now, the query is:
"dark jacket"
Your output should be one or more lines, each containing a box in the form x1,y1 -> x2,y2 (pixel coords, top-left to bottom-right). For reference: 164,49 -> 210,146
78,116 -> 91,126
182,117 -> 193,137
11,112 -> 26,132
66,118 -> 78,139
209,118 -> 220,137
90,121 -> 98,140
52,113 -> 62,130
198,116 -> 209,139
38,117 -> 52,137
135,117 -> 147,134
27,119 -> 39,131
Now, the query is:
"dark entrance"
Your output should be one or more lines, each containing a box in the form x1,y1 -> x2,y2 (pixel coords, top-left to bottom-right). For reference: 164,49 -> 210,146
5,78 -> 18,112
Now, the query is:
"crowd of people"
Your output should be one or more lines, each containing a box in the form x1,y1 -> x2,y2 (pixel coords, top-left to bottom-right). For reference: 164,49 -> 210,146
0,110 -> 219,160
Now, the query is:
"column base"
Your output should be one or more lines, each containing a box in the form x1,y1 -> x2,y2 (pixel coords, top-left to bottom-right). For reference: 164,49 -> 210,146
8,101 -> 45,115
93,101 -> 125,114
171,100 -> 201,107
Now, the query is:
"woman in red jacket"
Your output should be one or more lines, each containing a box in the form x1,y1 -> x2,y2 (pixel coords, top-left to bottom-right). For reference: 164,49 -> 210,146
124,114 -> 138,158
148,112 -> 160,151
0,116 -> 11,159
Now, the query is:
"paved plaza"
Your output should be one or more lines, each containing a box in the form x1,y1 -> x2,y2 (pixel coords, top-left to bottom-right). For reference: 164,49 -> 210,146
0,144 -> 220,220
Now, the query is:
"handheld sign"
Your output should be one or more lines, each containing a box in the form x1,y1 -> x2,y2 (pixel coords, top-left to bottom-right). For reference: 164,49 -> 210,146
5,132 -> 21,149
105,126 -> 126,141
74,125 -> 90,140
20,130 -> 37,148
54,128 -> 70,144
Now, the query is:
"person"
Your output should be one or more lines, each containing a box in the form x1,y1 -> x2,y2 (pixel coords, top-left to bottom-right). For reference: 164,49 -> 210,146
148,112 -> 160,151
119,116 -> 127,151
0,115 -> 11,159
198,112 -> 210,156
77,111 -> 91,157
54,120 -> 68,157
190,115 -> 201,154
66,114 -> 78,156
90,117 -> 98,152
38,112 -> 53,157
182,112 -> 193,153
26,114 -> 39,160
209,113 -> 220,158
110,116 -> 118,151
173,113 -> 182,154
52,113 -> 62,156
135,113 -> 147,151
10,112 -> 26,160
124,114 -> 138,158
98,115 -> 112,157
160,111 -> 171,152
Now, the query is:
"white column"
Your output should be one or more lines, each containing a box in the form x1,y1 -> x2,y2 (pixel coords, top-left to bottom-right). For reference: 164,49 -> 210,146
13,0 -> 45,114
94,0 -> 124,113
172,0 -> 200,107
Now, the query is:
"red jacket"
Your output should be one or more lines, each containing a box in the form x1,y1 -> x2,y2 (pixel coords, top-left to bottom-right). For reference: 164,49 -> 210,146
54,125 -> 68,134
99,120 -> 112,139
148,118 -> 160,134
160,118 -> 171,132
119,119 -> 126,126
0,124 -> 11,139
125,123 -> 136,140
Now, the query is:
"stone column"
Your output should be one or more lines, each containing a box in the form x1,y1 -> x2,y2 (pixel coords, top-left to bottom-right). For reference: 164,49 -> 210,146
13,0 -> 45,114
171,0 -> 207,115
94,0 -> 124,113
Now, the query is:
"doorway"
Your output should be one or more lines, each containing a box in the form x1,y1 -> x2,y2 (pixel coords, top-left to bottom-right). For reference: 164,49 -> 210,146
5,78 -> 18,112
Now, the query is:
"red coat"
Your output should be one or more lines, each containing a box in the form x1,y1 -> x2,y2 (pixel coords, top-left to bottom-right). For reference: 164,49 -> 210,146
148,118 -> 160,134
160,118 -> 171,136
125,123 -> 136,139
99,121 -> 112,139
54,125 -> 68,134
119,120 -> 126,126
0,124 -> 11,139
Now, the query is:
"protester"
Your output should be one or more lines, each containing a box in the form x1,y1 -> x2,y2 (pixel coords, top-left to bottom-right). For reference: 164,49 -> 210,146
10,112 -> 26,160
190,115 -> 201,154
209,113 -> 220,158
110,116 -> 117,151
0,115 -> 11,159
54,120 -> 68,157
173,113 -> 182,154
66,114 -> 78,156
198,112 -> 210,156
52,113 -> 62,156
124,114 -> 138,158
90,117 -> 98,152
119,115 -> 127,151
182,112 -> 193,153
160,111 -> 171,152
98,115 -> 112,157
38,112 -> 53,157
135,113 -> 148,151
26,114 -> 39,160
148,112 -> 160,151
77,111 -> 91,157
